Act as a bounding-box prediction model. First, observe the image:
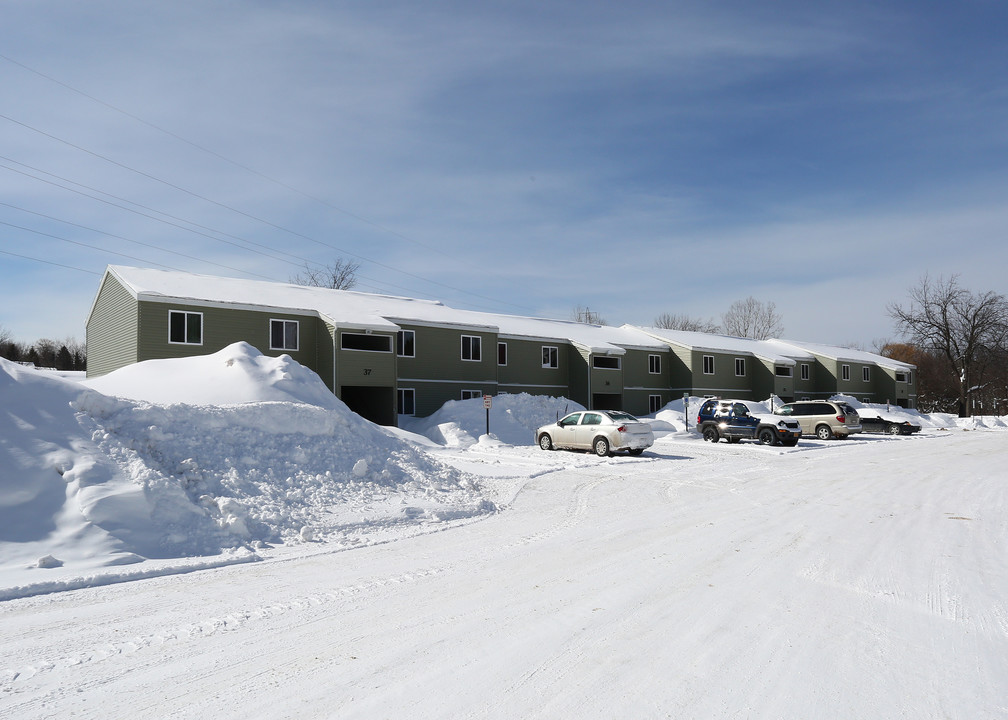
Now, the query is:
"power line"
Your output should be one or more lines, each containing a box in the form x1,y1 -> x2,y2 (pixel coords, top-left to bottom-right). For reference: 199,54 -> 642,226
0,52 -> 524,284
0,248 -> 101,275
0,112 -> 531,312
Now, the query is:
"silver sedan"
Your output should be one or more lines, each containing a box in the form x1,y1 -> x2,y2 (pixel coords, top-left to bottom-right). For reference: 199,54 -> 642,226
536,410 -> 654,457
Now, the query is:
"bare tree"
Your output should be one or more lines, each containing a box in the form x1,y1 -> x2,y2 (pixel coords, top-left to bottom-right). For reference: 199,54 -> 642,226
888,274 -> 1008,416
653,312 -> 720,333
720,297 -> 784,340
291,259 -> 360,290
571,305 -> 606,325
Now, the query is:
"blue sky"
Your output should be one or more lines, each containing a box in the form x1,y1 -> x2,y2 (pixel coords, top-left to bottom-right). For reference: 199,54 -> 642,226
2,0 -> 1006,348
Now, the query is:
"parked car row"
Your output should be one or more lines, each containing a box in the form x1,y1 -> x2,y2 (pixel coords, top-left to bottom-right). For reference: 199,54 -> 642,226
697,398 -> 918,446
533,399 -> 920,459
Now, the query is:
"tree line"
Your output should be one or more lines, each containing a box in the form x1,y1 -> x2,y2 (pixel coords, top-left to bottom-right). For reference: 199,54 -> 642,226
0,328 -> 87,372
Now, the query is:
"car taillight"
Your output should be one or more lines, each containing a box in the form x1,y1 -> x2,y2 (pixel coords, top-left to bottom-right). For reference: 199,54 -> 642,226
616,425 -> 627,433
837,415 -> 845,423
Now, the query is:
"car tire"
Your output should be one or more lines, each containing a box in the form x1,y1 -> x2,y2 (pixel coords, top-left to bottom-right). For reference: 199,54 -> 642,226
538,433 -> 553,451
702,426 -> 720,443
816,424 -> 833,441
593,437 -> 610,457
628,448 -> 644,456
758,428 -> 777,445
887,424 -> 901,435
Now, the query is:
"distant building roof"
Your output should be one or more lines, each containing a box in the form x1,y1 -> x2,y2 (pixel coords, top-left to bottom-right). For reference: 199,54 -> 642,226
101,266 -> 667,355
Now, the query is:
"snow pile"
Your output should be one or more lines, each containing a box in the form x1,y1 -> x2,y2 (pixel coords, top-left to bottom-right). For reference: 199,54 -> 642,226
82,342 -> 343,407
400,393 -> 585,447
831,394 -> 1008,430
1,345 -> 493,595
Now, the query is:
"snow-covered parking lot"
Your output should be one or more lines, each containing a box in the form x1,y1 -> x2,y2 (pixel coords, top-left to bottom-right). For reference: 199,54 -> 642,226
3,349 -> 1007,719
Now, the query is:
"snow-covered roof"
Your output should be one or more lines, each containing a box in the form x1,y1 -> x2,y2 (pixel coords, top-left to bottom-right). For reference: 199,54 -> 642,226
100,266 -> 667,355
630,326 -> 814,366
768,339 -> 916,371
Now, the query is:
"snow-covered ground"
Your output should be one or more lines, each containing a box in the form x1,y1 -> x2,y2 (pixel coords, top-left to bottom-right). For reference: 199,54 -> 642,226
2,347 -> 1007,718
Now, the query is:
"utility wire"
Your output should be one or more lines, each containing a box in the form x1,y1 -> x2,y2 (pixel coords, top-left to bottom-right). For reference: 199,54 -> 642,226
0,248 -> 102,275
0,112 -> 530,311
0,51 -> 523,286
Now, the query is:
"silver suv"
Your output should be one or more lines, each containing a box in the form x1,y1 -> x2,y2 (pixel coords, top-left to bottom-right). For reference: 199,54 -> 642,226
775,400 -> 862,440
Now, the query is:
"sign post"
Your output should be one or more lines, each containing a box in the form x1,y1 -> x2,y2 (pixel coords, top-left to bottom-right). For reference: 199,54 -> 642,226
684,393 -> 689,431
483,394 -> 493,437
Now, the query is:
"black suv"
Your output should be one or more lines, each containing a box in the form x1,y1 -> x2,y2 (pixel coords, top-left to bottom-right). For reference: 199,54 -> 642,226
697,399 -> 802,446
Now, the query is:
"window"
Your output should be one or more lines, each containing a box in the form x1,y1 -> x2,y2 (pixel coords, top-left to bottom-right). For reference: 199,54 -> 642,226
735,358 -> 746,377
270,319 -> 299,351
461,335 -> 481,361
542,346 -> 558,369
498,342 -> 507,366
775,365 -> 792,377
342,333 -> 392,352
862,366 -> 871,383
649,354 -> 661,374
461,390 -> 481,401
397,388 -> 415,416
841,364 -> 851,381
169,310 -> 202,345
581,413 -> 603,426
800,363 -> 810,381
907,371 -> 913,385
397,330 -> 415,357
649,395 -> 663,413
702,355 -> 715,375
593,355 -> 620,370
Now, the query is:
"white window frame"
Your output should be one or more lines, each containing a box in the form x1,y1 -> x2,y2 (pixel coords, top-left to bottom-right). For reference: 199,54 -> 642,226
269,319 -> 299,351
648,354 -> 661,375
461,335 -> 482,362
862,366 -> 871,383
775,365 -> 793,378
649,394 -> 663,413
397,388 -> 415,416
800,363 -> 810,381
702,355 -> 715,375
842,364 -> 851,381
498,342 -> 507,366
168,310 -> 203,346
542,345 -> 559,369
592,355 -> 621,370
907,371 -> 913,385
461,389 -> 482,401
341,332 -> 393,352
735,357 -> 746,377
397,330 -> 415,358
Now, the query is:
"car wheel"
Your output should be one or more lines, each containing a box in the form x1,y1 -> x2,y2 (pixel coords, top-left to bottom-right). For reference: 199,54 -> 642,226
758,428 -> 777,445
628,448 -> 644,456
538,433 -> 553,451
702,426 -> 720,443
887,424 -> 901,435
593,437 -> 610,457
816,424 -> 833,441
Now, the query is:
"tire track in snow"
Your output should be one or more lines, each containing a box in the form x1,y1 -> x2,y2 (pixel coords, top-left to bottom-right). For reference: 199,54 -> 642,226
1,467 -> 617,700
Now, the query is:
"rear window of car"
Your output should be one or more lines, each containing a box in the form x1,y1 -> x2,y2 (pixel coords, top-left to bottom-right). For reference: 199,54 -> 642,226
606,411 -> 638,422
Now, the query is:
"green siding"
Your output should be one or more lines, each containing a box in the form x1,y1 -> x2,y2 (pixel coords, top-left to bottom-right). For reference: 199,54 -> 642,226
692,350 -> 755,398
137,301 -> 320,370
336,330 -> 397,387
85,273 -> 138,378
498,337 -> 570,394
